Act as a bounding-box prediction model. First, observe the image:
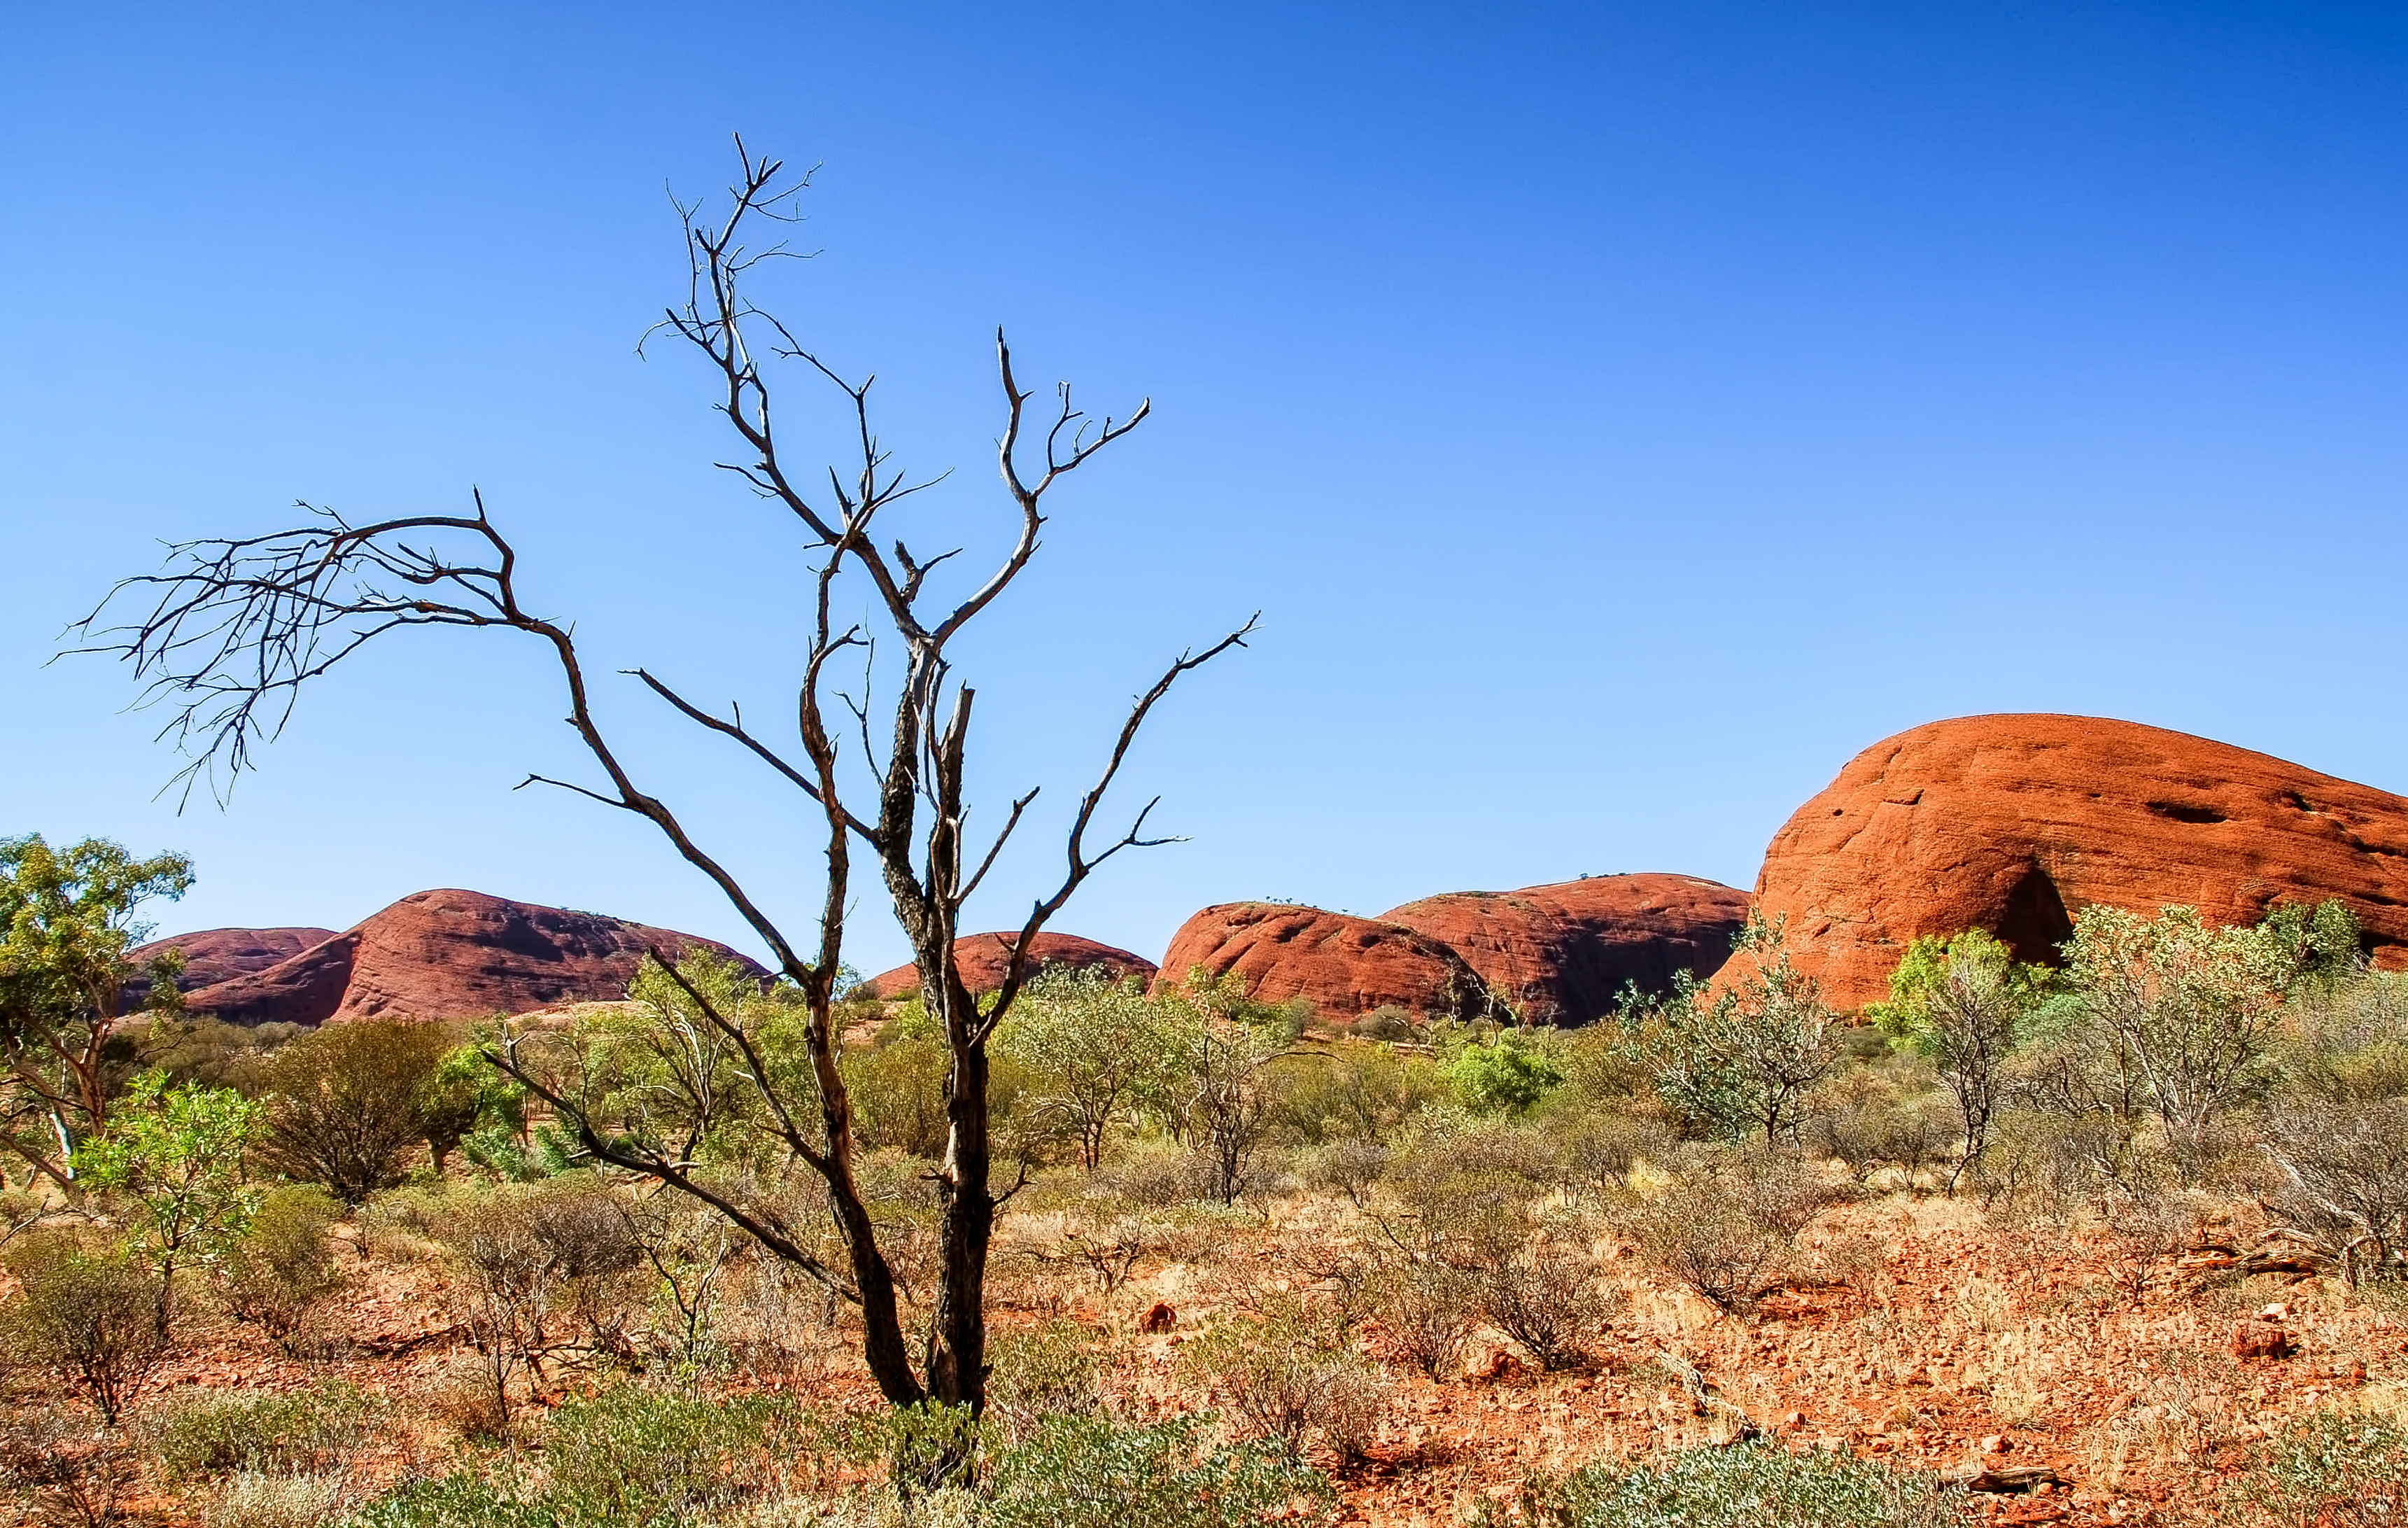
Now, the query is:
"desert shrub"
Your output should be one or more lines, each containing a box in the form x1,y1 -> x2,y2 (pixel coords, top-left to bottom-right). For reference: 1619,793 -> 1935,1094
1476,1212 -> 1608,1371
2262,1097 -> 2408,1284
344,1473 -> 551,1528
1544,1111 -> 1675,1198
2286,967 -> 2408,1104
1442,1028 -> 1566,1118
148,1380 -> 376,1480
1477,1440 -> 1960,1528
987,1319 -> 1104,1445
1620,1148 -> 1824,1313
1,1234 -> 167,1423
542,1385 -> 805,1524
1296,1137 -> 1391,1206
1269,1044 -> 1441,1147
1182,1301 -> 1388,1461
1350,1005 -> 1418,1042
994,969 -> 1169,1170
218,1183 -> 346,1352
2230,1411 -> 2408,1527
211,1470 -> 348,1528
1095,1137 -> 1211,1207
258,1018 -> 456,1204
1807,1065 -> 1952,1192
0,1412 -> 138,1528
1363,1257 -> 1480,1378
434,1179 -> 643,1432
1865,929 -> 2052,1191
846,1031 -> 952,1158
1969,1106 -> 2158,1219
986,1414 -> 1332,1528
1625,914 -> 1845,1144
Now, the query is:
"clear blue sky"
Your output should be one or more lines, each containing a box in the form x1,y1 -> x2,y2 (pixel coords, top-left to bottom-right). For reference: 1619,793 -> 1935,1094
6,2 -> 2405,974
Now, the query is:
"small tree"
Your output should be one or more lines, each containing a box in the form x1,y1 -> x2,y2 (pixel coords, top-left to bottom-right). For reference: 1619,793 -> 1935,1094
1634,914 -> 1841,1145
258,1018 -> 453,1204
996,968 -> 1167,1171
75,1069 -> 262,1336
0,834 -> 194,1192
1159,972 -> 1287,1204
1868,929 -> 2050,1191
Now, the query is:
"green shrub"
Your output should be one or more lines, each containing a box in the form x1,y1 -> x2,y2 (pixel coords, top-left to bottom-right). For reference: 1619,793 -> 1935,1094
987,1319 -> 1104,1444
540,1385 -> 803,1524
218,1183 -> 346,1352
258,1018 -> 456,1205
149,1380 -> 376,1480
344,1473 -> 551,1528
2230,1412 -> 2408,1527
1477,1441 -> 1959,1528
986,1413 -> 1331,1528
0,1233 -> 167,1423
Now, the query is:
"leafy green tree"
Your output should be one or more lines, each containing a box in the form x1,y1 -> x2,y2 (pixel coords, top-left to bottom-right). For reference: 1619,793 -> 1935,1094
1441,1027 -> 1565,1118
2039,903 -> 2321,1161
995,968 -> 1167,1170
76,1069 -> 262,1336
1633,913 -> 1841,1144
420,1042 -> 525,1172
258,1018 -> 453,1204
0,834 -> 194,1191
1868,929 -> 2051,1191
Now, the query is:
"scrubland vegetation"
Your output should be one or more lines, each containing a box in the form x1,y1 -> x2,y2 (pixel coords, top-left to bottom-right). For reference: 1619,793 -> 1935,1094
6,833 -> 2408,1526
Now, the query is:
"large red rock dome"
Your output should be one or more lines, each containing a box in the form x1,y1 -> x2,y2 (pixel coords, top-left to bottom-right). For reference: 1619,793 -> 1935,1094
1379,873 -> 1751,1023
866,932 -> 1157,999
1753,715 -> 2408,1010
176,890 -> 761,1025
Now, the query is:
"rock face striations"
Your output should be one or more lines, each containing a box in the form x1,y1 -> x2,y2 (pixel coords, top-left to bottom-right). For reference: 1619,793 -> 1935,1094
1379,874 -> 1752,1023
1753,714 -> 2408,1010
171,889 -> 760,1027
866,933 -> 1158,1000
1155,903 -> 1492,1019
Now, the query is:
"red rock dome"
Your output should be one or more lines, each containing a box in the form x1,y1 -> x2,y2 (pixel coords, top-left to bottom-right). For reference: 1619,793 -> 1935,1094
1379,873 -> 1751,1023
180,890 -> 761,1025
1153,902 -> 1491,1020
1752,715 -> 2408,1009
866,932 -> 1157,999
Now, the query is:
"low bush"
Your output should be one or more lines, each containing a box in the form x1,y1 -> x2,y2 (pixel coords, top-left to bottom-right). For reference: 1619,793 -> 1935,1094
2230,1411 -> 2408,1527
1475,1440 -> 1961,1528
0,1412 -> 139,1528
1,1233 -> 167,1423
985,1413 -> 1332,1528
148,1380 -> 376,1480
1183,1302 -> 1388,1462
211,1469 -> 348,1528
541,1385 -> 806,1524
1619,1149 -> 1824,1314
343,1473 -> 552,1528
1364,1257 -> 1479,1379
986,1319 -> 1104,1445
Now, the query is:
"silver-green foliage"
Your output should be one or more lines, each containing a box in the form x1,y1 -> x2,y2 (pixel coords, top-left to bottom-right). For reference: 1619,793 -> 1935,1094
1479,1441 -> 1960,1528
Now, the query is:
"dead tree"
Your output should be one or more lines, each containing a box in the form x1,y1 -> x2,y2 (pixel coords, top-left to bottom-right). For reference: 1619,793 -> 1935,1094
77,142 -> 1253,1415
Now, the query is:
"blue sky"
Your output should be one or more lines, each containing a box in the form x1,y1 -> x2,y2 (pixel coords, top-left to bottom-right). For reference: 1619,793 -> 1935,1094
5,2 -> 2405,974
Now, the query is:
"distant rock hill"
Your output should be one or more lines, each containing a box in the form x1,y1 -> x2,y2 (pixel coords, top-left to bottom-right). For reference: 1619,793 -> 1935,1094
866,932 -> 1158,999
140,889 -> 760,1026
1379,874 -> 1752,1024
1749,714 -> 2408,1010
122,926 -> 336,1010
